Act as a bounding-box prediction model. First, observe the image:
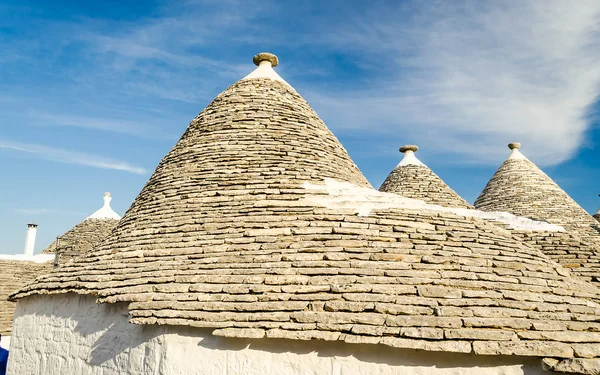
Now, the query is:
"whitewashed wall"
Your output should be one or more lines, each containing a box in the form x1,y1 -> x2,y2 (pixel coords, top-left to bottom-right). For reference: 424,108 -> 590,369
0,335 -> 9,350
8,294 -> 548,375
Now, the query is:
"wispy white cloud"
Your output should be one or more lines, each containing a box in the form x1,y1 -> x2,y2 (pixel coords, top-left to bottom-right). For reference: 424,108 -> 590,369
28,112 -> 167,138
0,140 -> 147,175
2,0 -> 599,168
14,208 -> 57,215
306,0 -> 600,166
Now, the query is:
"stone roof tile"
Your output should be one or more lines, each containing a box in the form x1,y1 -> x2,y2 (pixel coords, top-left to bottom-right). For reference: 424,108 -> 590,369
380,145 -> 472,209
0,260 -> 51,335
42,193 -> 120,259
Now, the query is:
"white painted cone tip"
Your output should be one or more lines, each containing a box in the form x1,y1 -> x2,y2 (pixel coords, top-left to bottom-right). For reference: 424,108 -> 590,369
507,143 -> 528,160
87,192 -> 121,220
243,52 -> 290,85
397,145 -> 424,167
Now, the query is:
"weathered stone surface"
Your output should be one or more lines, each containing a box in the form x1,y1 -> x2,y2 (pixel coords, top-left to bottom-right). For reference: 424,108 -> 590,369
417,286 -> 462,299
542,358 -> 600,374
572,344 -> 600,358
0,260 -> 52,335
517,330 -> 600,343
400,327 -> 444,339
212,328 -> 265,338
473,341 -> 574,358
381,337 -> 472,353
445,328 -> 517,341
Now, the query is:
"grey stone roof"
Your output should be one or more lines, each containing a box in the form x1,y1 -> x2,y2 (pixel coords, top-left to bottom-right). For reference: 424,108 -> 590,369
42,193 -> 120,260
0,260 -> 51,335
511,230 -> 600,283
10,54 -> 600,372
474,144 -> 598,232
474,144 -> 600,286
42,218 -> 119,260
379,146 -> 473,209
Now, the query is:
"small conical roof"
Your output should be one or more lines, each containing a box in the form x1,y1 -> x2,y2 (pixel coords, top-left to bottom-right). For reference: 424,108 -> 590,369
475,143 -> 598,232
87,192 -> 121,220
12,55 -> 600,371
379,145 -> 472,209
42,192 -> 121,257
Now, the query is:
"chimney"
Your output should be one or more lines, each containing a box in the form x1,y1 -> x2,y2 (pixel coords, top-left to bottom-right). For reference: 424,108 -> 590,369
24,223 -> 38,256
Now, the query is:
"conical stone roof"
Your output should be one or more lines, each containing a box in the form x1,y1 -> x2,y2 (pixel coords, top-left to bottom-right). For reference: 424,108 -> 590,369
12,54 -> 600,371
595,195 -> 600,223
379,145 -> 472,209
42,192 -> 121,259
475,143 -> 599,234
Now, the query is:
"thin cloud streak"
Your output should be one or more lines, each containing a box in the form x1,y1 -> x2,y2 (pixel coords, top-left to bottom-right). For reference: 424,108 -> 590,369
0,140 -> 147,175
14,208 -> 57,215
308,0 -> 600,166
29,112 -> 166,139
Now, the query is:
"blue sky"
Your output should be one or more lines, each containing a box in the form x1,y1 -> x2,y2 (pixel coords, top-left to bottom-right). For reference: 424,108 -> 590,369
1,0 -> 600,254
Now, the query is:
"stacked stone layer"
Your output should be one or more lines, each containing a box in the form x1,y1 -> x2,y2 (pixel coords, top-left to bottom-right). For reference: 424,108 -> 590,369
0,260 -> 51,335
512,231 -> 600,283
42,218 -> 119,258
475,158 -> 598,232
380,164 -> 472,209
475,156 -> 600,285
11,77 -> 600,372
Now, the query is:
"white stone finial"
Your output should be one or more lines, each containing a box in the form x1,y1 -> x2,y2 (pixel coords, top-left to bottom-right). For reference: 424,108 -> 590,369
397,144 -> 424,167
87,192 -> 121,220
507,142 -> 527,160
243,52 -> 289,85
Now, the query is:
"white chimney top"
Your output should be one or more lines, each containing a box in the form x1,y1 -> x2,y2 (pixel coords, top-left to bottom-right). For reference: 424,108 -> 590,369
87,192 -> 122,220
24,223 -> 38,256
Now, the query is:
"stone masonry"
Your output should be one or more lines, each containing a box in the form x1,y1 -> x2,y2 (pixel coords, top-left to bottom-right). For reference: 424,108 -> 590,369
0,260 -> 51,335
10,53 -> 600,374
379,145 -> 473,209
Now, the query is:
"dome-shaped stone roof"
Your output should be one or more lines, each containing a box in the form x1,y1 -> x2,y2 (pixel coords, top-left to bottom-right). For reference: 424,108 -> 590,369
12,55 -> 600,372
379,145 -> 472,209
42,193 -> 121,259
475,143 -> 598,233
